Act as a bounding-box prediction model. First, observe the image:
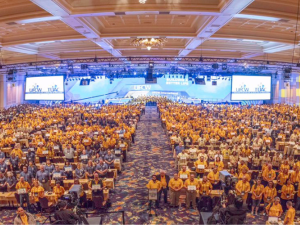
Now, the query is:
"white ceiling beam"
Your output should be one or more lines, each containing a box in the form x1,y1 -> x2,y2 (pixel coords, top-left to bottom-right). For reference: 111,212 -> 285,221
3,46 -> 60,60
30,0 -> 121,57
178,0 -> 255,57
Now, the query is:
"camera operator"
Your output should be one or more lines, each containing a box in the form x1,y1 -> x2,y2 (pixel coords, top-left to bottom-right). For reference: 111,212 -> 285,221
220,197 -> 247,224
54,200 -> 80,224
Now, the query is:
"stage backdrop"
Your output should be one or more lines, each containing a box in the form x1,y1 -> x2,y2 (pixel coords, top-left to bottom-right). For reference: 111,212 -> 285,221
64,77 -> 232,103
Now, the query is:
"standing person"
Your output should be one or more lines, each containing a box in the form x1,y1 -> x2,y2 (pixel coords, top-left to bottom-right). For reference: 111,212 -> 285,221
280,179 -> 295,212
235,176 -> 250,203
13,207 -> 36,225
207,166 -> 221,189
63,144 -> 75,163
156,170 -> 170,206
168,173 -> 183,208
15,177 -> 31,210
262,163 -> 276,186
146,175 -> 161,209
174,142 -> 184,167
36,165 -> 50,191
20,166 -> 33,185
251,179 -> 264,215
265,197 -> 283,218
184,174 -> 199,210
284,201 -> 295,225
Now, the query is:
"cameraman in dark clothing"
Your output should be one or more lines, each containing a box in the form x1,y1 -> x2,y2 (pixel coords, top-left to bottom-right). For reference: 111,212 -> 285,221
220,197 -> 247,224
54,201 -> 80,224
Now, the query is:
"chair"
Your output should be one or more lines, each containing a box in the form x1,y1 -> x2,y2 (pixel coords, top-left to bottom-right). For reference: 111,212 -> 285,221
14,193 -> 28,208
82,182 -> 89,191
39,197 -> 56,214
92,195 -> 106,210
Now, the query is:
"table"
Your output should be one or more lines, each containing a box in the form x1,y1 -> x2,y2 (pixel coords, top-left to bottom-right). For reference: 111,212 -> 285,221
50,178 -> 114,189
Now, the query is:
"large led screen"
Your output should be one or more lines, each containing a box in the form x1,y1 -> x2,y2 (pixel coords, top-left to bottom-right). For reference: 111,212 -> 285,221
231,75 -> 271,100
25,76 -> 65,100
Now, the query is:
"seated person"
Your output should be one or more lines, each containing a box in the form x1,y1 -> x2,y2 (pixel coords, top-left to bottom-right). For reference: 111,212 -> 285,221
95,159 -> 108,178
53,165 -> 66,186
75,163 -> 85,179
104,150 -> 115,169
85,160 -> 95,179
53,181 -> 65,202
88,173 -> 105,198
63,161 -> 73,180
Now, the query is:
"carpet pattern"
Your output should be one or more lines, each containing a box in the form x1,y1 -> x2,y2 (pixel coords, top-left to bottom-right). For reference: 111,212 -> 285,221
106,106 -> 200,224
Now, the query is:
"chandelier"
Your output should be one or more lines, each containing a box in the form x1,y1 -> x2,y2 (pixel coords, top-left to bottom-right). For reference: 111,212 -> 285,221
139,0 -> 147,3
132,37 -> 167,50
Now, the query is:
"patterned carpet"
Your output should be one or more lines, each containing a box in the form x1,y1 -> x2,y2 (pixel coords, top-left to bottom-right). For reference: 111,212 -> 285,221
105,106 -> 200,224
0,106 -> 268,224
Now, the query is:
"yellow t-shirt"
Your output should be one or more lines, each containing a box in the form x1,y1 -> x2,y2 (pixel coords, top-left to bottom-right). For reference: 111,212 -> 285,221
146,180 -> 161,190
31,186 -> 44,202
160,176 -> 167,188
266,203 -> 283,217
200,181 -> 212,195
284,207 -> 295,225
168,178 -> 183,190
20,214 -> 28,225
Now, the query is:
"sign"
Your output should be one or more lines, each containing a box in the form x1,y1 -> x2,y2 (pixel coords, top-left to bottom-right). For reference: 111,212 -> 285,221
188,185 -> 196,191
148,189 -> 158,200
92,184 -> 101,190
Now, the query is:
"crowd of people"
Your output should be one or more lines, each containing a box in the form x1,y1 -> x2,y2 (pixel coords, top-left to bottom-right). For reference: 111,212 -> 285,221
0,103 -> 141,223
145,102 -> 300,224
2,97 -> 300,224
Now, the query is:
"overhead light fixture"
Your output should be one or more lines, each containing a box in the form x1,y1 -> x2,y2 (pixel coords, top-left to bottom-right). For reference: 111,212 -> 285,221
234,14 -> 280,22
132,37 -> 167,51
139,0 -> 147,3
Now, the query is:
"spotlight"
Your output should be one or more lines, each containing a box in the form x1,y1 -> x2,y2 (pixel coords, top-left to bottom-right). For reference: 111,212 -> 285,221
134,72 -> 137,75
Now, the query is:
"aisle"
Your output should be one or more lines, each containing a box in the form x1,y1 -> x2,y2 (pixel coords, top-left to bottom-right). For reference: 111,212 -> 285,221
108,106 -> 200,224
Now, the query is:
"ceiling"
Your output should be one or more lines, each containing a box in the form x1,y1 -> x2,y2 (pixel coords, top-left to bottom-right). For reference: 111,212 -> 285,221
1,0 -> 300,65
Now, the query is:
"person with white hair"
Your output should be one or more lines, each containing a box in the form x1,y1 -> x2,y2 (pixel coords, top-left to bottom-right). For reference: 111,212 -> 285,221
156,170 -> 170,205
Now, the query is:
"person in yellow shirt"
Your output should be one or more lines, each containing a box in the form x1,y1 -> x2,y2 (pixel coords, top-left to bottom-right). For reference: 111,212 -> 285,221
178,166 -> 190,180
251,179 -> 264,215
194,156 -> 207,178
262,164 -> 276,186
30,180 -> 44,206
16,176 -> 31,210
184,174 -> 199,210
214,157 -> 224,171
238,168 -> 251,182
157,170 -> 170,205
221,147 -> 231,168
168,173 -> 183,208
266,197 -> 283,218
53,181 -> 65,202
281,179 -> 295,212
235,176 -> 250,202
199,176 -> 212,196
284,201 -> 295,225
207,167 -> 220,189
277,168 -> 289,191
10,147 -> 23,159
146,175 -> 161,209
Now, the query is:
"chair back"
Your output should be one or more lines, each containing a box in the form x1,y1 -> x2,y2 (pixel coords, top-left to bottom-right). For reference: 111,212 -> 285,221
39,197 -> 49,209
14,193 -> 21,204
92,196 -> 104,209
82,182 -> 89,190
